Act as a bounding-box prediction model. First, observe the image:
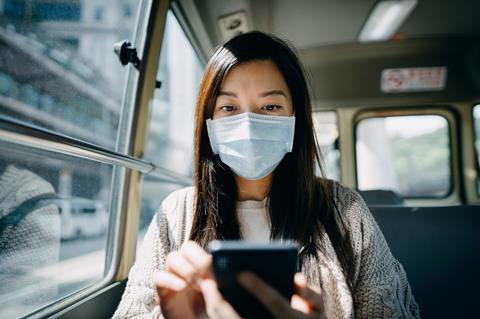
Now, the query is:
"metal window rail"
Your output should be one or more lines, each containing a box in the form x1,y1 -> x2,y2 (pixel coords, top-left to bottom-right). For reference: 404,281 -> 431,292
0,115 -> 192,185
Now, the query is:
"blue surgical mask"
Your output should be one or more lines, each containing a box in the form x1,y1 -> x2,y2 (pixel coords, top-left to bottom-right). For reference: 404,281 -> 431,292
206,112 -> 295,180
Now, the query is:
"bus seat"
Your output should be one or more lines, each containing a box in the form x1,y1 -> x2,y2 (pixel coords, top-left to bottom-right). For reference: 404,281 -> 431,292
357,189 -> 404,205
369,205 -> 480,319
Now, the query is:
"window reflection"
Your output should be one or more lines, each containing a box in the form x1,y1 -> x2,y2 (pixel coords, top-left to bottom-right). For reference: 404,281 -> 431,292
0,140 -> 113,318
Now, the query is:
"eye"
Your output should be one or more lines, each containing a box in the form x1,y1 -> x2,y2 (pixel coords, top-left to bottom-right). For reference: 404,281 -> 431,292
263,105 -> 282,111
219,105 -> 235,112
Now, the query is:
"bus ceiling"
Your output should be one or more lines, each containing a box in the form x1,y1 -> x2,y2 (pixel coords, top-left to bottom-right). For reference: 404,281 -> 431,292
174,0 -> 480,107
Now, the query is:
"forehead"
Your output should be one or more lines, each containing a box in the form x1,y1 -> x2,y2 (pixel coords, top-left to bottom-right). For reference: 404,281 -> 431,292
219,60 -> 290,92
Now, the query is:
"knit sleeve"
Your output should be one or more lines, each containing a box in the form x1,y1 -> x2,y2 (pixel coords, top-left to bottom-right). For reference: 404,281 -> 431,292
112,207 -> 170,319
335,184 -> 420,319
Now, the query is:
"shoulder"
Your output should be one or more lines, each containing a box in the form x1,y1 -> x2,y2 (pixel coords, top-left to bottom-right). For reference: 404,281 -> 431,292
322,179 -> 368,219
155,186 -> 195,246
320,179 -> 378,244
316,178 -> 366,214
159,186 -> 195,214
2,164 -> 55,199
331,180 -> 362,205
0,165 -> 56,218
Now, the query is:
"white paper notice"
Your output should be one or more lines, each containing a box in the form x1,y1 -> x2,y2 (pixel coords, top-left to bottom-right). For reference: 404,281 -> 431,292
381,67 -> 447,93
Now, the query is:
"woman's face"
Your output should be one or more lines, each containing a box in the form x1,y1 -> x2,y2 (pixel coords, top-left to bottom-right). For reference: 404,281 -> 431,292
213,60 -> 293,119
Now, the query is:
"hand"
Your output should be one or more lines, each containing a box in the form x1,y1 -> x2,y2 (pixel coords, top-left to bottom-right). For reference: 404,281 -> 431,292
240,272 -> 326,318
199,278 -> 241,319
153,241 -> 212,319
200,271 -> 326,319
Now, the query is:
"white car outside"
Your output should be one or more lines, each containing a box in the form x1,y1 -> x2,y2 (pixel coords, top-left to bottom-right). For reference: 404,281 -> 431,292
53,198 -> 108,240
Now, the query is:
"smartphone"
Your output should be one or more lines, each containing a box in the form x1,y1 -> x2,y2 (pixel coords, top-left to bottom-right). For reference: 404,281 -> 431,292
208,240 -> 299,319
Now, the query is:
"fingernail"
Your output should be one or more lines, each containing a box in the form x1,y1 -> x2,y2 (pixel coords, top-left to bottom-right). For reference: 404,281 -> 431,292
295,272 -> 306,285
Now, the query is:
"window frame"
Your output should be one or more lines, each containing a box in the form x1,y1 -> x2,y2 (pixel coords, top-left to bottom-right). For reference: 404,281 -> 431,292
472,103 -> 480,196
353,106 -> 460,205
312,109 -> 341,181
0,0 -> 174,318
106,0 -> 210,301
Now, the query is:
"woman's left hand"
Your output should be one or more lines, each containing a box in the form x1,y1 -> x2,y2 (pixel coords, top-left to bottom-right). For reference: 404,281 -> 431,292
200,271 -> 326,319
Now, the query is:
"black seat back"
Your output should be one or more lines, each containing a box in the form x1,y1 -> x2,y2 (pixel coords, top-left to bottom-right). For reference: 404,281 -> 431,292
357,189 -> 404,205
370,205 -> 480,319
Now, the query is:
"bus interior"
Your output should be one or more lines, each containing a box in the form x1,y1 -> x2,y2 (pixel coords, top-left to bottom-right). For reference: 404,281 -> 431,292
0,0 -> 479,318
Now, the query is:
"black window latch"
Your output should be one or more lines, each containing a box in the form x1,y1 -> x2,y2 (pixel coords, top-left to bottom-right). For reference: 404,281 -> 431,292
113,40 -> 162,89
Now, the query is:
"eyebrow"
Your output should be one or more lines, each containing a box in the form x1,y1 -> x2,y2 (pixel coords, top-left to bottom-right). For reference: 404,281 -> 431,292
217,91 -> 237,97
260,90 -> 287,98
217,90 -> 287,98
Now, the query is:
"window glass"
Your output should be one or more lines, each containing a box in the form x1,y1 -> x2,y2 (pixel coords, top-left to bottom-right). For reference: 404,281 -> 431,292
0,0 -> 139,149
142,11 -> 203,177
138,11 -> 202,242
0,140 -> 113,318
474,104 -> 480,193
356,115 -> 451,198
312,111 -> 340,180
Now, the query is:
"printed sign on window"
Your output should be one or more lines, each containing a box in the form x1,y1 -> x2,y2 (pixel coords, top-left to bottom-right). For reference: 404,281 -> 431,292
381,67 -> 447,93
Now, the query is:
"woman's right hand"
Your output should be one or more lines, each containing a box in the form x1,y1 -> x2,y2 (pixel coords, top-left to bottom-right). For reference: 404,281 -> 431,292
200,271 -> 326,319
153,241 -> 212,319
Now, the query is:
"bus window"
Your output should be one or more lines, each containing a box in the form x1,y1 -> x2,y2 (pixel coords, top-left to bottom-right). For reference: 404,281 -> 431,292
356,114 -> 451,198
0,1 -> 141,317
312,111 -> 340,180
0,0 -> 139,150
138,11 -> 202,242
474,104 -> 480,193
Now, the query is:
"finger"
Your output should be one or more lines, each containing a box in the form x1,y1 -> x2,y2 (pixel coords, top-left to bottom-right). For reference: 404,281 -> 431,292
238,272 -> 292,318
199,278 -> 223,304
199,279 -> 241,319
179,241 -> 213,277
291,294 -> 311,314
153,271 -> 187,298
294,273 -> 324,311
165,251 -> 197,283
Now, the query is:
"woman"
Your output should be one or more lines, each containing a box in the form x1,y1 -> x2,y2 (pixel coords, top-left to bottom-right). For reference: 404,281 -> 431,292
113,32 -> 420,318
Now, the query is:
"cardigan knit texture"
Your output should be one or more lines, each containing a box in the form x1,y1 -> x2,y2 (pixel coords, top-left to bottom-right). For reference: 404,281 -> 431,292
113,181 -> 420,319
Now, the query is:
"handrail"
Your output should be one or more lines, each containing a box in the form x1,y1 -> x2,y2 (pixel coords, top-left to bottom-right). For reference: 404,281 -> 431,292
0,115 -> 192,185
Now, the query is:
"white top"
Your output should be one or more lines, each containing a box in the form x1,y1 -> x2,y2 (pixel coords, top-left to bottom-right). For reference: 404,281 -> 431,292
236,197 -> 270,242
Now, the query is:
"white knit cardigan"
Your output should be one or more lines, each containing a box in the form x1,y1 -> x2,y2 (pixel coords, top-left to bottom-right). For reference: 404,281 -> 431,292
113,182 -> 420,318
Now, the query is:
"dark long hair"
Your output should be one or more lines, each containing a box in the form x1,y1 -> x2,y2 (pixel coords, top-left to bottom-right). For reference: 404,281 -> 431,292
189,31 -> 355,292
